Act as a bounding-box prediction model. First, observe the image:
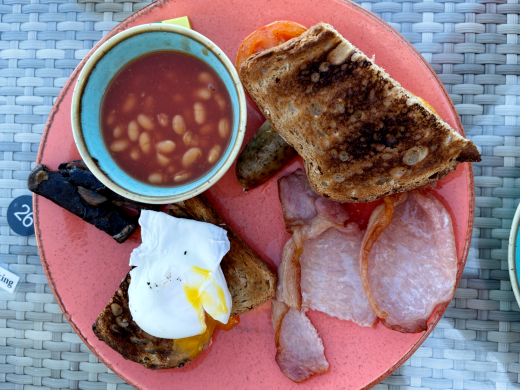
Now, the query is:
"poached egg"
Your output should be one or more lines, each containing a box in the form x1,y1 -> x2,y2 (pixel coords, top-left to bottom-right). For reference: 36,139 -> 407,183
128,210 -> 232,339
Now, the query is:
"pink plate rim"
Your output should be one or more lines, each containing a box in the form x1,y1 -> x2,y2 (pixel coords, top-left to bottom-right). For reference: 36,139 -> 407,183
33,0 -> 476,388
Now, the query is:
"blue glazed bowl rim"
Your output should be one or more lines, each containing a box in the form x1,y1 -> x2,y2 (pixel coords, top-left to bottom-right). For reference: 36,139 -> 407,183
508,204 -> 520,305
70,23 -> 247,204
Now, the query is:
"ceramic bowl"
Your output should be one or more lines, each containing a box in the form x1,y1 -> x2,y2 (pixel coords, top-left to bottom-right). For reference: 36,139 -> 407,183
71,23 -> 246,204
508,205 -> 520,304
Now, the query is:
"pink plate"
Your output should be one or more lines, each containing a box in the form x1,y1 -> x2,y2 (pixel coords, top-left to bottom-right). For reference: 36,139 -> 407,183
34,0 -> 475,389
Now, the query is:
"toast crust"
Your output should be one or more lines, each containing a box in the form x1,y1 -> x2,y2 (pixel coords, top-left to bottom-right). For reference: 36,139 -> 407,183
239,22 -> 481,202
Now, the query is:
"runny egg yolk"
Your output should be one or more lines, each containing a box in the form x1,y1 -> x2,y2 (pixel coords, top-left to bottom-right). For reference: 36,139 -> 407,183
173,314 -> 240,360
183,266 -> 229,332
174,266 -> 236,358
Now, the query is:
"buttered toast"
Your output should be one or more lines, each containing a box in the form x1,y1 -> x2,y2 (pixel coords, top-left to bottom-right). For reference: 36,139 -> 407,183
239,22 -> 480,203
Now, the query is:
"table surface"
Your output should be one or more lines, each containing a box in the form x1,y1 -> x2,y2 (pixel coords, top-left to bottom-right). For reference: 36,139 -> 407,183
0,0 -> 518,389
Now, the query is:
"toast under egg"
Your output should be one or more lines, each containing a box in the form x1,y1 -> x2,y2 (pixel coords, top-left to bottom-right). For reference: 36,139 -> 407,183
93,273 -> 202,370
239,22 -> 481,203
93,194 -> 277,369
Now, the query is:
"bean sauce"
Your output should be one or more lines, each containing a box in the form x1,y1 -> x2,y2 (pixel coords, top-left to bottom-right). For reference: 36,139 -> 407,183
100,51 -> 233,187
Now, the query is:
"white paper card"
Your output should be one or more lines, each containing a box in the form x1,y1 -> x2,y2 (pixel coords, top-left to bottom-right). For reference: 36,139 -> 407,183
0,266 -> 20,293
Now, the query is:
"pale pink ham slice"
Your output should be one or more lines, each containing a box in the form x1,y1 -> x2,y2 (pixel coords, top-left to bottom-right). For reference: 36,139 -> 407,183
360,190 -> 457,333
315,197 -> 351,226
272,170 -> 378,383
300,226 -> 377,327
278,169 -> 350,230
276,213 -> 347,310
278,169 -> 318,229
276,228 -> 303,310
278,170 -> 376,326
272,299 -> 290,339
272,301 -> 329,383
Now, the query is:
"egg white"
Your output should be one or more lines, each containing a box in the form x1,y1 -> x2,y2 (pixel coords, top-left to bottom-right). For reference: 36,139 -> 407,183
128,210 -> 232,339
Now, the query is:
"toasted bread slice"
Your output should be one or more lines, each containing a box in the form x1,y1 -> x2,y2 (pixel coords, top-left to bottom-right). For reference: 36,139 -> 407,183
93,273 -> 211,369
94,195 -> 277,369
239,22 -> 481,203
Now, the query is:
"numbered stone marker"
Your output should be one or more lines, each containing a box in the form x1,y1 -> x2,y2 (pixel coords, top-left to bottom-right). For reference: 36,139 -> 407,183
8,195 -> 35,236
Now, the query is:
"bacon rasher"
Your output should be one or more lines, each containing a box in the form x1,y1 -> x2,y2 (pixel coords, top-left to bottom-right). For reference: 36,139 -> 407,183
359,190 -> 457,333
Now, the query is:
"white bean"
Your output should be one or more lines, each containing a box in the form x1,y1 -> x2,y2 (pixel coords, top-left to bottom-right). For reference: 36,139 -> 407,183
214,94 -> 226,111
110,139 -> 129,152
157,153 -> 170,166
128,120 -> 139,141
156,140 -> 176,154
182,147 -> 202,168
113,126 -> 123,138
148,173 -> 163,185
195,88 -> 211,100
200,124 -> 213,135
139,132 -> 151,153
194,102 -> 206,125
157,113 -> 169,127
208,145 -> 222,164
174,171 -> 191,183
137,114 -> 154,130
130,149 -> 140,160
167,166 -> 175,174
218,118 -> 230,139
172,115 -> 186,135
107,113 -> 116,126
198,72 -> 214,84
183,131 -> 199,147
144,96 -> 154,111
200,139 -> 209,149
122,94 -> 136,113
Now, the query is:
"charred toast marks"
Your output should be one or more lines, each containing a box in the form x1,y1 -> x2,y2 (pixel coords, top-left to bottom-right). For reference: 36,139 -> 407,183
239,22 -> 480,203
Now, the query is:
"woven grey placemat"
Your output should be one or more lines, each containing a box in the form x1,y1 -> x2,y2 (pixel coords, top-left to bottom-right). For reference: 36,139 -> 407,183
0,0 -> 518,388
